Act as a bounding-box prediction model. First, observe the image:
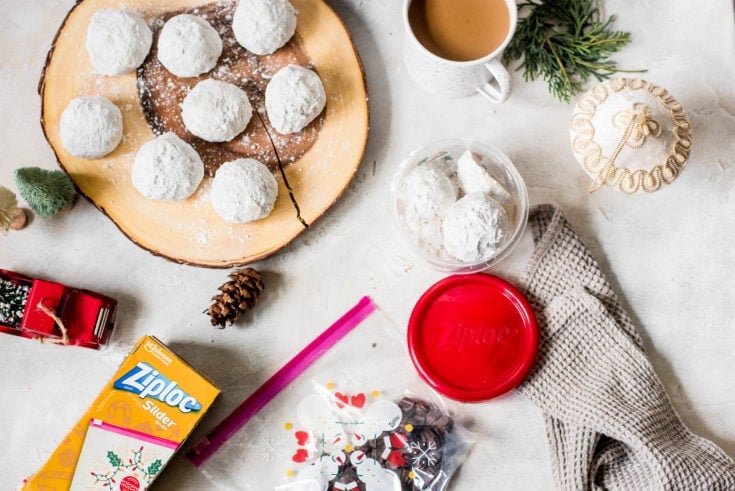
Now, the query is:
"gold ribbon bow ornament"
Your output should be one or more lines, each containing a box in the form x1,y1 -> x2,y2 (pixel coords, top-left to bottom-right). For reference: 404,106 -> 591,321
569,78 -> 692,195
589,103 -> 662,192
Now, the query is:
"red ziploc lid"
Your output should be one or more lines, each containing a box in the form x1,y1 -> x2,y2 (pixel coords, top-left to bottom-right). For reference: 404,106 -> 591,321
407,274 -> 538,402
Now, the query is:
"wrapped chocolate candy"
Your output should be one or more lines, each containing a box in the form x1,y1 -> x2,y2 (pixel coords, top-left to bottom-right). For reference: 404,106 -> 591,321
365,397 -> 457,488
569,78 -> 692,194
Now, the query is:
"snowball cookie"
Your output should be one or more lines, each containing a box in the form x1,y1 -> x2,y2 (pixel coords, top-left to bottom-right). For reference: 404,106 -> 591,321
442,192 -> 509,262
85,9 -> 152,76
402,165 -> 457,223
457,150 -> 511,204
59,96 -> 123,159
265,64 -> 326,134
132,133 -> 205,201
211,158 -> 278,223
157,14 -> 222,78
233,0 -> 298,55
181,79 -> 253,142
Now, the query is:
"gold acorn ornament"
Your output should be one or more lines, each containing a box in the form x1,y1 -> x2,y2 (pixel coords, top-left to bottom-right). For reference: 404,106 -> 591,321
0,185 -> 27,234
207,268 -> 264,328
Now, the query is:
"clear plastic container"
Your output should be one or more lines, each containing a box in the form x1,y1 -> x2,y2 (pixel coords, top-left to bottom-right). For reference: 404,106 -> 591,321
390,139 -> 528,273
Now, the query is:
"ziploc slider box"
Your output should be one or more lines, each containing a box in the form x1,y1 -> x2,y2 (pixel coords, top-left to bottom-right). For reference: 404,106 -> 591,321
23,335 -> 219,490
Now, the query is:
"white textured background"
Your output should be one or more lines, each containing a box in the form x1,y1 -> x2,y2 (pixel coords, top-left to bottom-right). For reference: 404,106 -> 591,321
1,0 -> 734,489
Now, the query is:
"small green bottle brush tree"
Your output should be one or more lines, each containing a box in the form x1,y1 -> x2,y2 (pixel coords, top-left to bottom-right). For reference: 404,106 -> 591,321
14,167 -> 76,218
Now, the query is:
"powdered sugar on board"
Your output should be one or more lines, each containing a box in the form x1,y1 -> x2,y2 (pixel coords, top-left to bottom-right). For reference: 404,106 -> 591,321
41,0 -> 368,265
137,2 -> 324,178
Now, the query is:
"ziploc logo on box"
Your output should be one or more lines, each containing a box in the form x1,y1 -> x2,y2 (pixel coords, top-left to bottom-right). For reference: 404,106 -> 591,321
23,335 -> 219,490
114,362 -> 202,413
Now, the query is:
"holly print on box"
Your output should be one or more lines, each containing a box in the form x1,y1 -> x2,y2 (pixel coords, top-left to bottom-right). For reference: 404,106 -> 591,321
70,419 -> 176,490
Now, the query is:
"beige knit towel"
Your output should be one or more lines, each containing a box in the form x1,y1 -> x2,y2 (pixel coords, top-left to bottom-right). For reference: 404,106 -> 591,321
517,204 -> 735,490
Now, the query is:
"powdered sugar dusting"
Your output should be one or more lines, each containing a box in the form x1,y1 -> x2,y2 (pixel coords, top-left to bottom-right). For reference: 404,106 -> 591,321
131,132 -> 205,201
157,14 -> 222,78
265,64 -> 327,134
395,146 -> 514,264
233,0 -> 298,55
59,96 -> 123,159
443,192 -> 508,262
210,158 -> 278,223
137,2 -> 324,178
86,9 -> 152,76
181,79 -> 253,142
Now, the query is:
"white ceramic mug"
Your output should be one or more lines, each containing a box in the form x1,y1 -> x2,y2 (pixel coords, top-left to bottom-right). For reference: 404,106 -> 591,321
402,0 -> 518,102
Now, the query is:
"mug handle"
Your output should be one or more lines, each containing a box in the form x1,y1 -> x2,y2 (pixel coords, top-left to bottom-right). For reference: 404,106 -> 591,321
477,58 -> 511,103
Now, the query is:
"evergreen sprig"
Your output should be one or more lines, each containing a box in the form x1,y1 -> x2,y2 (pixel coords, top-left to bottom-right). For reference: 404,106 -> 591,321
502,0 -> 643,103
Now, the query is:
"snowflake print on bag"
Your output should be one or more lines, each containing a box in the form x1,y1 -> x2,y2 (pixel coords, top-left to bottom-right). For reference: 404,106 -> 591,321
281,386 -> 460,491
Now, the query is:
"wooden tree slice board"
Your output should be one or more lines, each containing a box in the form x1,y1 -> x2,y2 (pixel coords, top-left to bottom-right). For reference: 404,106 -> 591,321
40,0 -> 369,267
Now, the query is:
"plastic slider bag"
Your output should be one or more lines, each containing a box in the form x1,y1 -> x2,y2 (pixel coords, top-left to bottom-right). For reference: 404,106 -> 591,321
190,297 -> 474,490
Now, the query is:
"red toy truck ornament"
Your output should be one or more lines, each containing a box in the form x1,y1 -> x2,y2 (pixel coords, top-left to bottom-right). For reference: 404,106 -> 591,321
0,269 -> 116,349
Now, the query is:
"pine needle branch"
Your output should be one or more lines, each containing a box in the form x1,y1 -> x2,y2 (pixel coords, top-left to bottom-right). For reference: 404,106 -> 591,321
502,0 -> 645,103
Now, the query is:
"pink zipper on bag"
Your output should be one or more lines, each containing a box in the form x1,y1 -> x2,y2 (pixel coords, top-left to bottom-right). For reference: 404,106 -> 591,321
186,296 -> 376,467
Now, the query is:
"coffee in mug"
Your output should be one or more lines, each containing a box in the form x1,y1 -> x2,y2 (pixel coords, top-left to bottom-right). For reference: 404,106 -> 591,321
408,0 -> 511,62
402,0 -> 517,102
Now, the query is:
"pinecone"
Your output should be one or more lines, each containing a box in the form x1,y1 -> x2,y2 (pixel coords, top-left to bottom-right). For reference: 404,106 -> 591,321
207,268 -> 264,329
